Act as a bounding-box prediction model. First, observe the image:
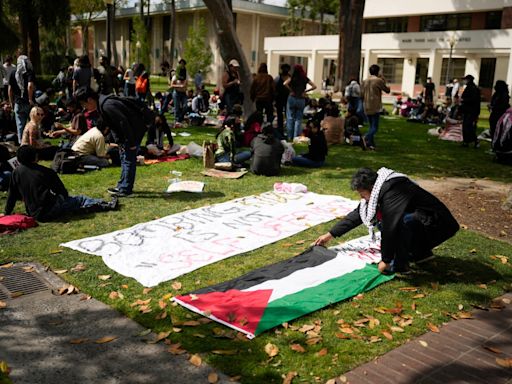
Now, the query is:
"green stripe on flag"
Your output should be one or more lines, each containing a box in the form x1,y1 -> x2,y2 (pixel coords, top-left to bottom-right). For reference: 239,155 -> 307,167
254,264 -> 394,335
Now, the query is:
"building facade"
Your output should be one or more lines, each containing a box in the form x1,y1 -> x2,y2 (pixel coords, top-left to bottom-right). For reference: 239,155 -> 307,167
265,0 -> 512,100
72,0 -> 319,86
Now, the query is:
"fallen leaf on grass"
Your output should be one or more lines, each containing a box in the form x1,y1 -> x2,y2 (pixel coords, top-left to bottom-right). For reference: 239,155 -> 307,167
71,263 -> 87,272
283,371 -> 298,384
155,310 -> 168,320
496,357 -> 512,368
69,338 -> 90,344
457,311 -> 474,319
427,323 -> 440,333
94,336 -> 117,344
58,285 -> 79,295
98,275 -> 111,281
419,340 -> 428,347
168,343 -> 187,355
130,299 -> 152,307
369,336 -> 382,343
109,291 -> 119,300
80,294 -> 91,301
381,331 -> 393,340
411,302 -> 417,311
290,344 -> 306,353
298,324 -> 316,333
305,336 -> 322,345
264,343 -> 279,357
0,262 -> 13,268
430,282 -> 440,290
0,301 -> 6,309
189,354 -> 202,367
399,287 -> 419,292
138,305 -> 152,314
211,350 -> 237,355
142,287 -> 153,295
478,284 -> 488,289
171,281 -> 182,290
162,293 -> 173,301
49,249 -> 63,254
121,284 -> 129,289
136,329 -> 152,337
295,240 -> 305,245
53,269 -> 68,275
389,326 -> 404,333
208,372 -> 219,383
412,293 -> 426,299
483,345 -> 502,354
148,331 -> 171,344
316,348 -> 328,356
183,320 -> 201,327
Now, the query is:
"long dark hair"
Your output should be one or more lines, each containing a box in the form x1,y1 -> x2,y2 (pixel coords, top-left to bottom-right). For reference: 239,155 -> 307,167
291,64 -> 307,82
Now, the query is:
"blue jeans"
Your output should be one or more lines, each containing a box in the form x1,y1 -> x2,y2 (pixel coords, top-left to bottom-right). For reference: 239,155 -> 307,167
173,91 -> 187,123
365,113 -> 380,147
117,145 -> 138,194
291,155 -> 324,168
216,151 -> 251,164
44,194 -> 105,221
14,102 -> 31,142
286,96 -> 306,139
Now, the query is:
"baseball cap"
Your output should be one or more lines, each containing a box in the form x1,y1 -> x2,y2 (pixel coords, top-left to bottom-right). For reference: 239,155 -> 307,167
229,59 -> 240,67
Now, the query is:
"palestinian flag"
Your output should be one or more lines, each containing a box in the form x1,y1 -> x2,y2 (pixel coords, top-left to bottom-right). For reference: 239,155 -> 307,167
174,235 -> 393,338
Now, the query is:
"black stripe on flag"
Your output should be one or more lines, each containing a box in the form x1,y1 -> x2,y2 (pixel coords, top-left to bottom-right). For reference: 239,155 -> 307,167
193,246 -> 338,294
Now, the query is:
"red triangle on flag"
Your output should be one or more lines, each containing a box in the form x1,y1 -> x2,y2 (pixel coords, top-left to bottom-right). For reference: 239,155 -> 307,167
177,289 -> 273,335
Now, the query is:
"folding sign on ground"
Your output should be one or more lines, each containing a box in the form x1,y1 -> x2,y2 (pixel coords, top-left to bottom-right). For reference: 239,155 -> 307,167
174,234 -> 393,338
62,191 -> 358,287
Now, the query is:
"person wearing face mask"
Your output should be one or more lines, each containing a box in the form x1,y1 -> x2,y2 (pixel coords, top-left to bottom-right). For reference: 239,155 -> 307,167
314,168 -> 459,274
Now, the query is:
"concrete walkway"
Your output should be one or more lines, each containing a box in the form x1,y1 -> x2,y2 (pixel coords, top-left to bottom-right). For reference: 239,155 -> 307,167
344,292 -> 512,384
0,263 -> 234,384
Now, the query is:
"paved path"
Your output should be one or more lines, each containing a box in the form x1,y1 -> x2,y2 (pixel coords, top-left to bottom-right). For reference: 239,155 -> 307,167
0,263 -> 234,384
344,292 -> 512,384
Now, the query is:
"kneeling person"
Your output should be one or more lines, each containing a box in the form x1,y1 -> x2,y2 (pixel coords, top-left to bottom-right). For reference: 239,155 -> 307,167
71,120 -> 110,168
4,145 -> 117,221
314,167 -> 459,273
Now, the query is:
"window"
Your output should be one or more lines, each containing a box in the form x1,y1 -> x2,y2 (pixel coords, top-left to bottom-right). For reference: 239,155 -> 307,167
377,58 -> 404,83
485,11 -> 502,29
440,58 -> 466,83
163,16 -> 171,41
364,17 -> 408,33
479,58 -> 496,88
415,58 -> 429,84
420,13 -> 472,31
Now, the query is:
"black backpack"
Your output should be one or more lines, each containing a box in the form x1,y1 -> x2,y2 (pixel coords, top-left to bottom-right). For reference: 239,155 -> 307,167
51,148 -> 82,174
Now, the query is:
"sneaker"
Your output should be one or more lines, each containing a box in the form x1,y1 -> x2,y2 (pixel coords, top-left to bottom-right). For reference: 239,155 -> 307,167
367,145 -> 376,151
107,187 -> 133,197
107,196 -> 119,210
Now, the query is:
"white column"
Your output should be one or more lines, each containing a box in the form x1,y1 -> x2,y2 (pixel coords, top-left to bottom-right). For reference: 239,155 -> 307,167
250,14 -> 260,72
308,50 -> 323,88
427,49 -> 443,89
267,50 -> 280,78
402,57 -> 416,97
362,49 -> 375,79
506,51 -> 512,93
494,56 -> 508,86
465,55 -> 480,85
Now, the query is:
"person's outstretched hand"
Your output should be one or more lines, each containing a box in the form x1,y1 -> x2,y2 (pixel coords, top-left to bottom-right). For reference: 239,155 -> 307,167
378,261 -> 391,273
313,232 -> 333,247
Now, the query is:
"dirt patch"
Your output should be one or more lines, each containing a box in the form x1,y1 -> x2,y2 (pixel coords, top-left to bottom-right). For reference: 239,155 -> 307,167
417,178 -> 512,244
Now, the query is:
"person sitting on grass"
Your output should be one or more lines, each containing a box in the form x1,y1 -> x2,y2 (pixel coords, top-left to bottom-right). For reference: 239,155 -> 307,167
215,116 -> 251,166
250,123 -> 284,176
291,119 -> 328,168
4,145 -> 118,222
314,167 -> 459,274
21,106 -> 58,160
344,115 -> 366,149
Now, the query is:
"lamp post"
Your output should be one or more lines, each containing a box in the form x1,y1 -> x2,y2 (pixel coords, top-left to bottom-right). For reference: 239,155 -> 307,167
105,0 -> 114,64
445,34 -> 457,87
136,40 -> 141,64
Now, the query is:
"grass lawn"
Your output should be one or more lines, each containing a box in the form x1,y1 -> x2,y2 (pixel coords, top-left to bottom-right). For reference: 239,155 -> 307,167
2,112 -> 512,383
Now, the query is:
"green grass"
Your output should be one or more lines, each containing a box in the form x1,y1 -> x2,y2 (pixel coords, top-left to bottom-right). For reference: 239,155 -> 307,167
2,114 -> 512,383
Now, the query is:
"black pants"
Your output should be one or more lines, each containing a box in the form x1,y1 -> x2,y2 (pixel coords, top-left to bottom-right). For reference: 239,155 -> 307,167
462,112 -> 478,144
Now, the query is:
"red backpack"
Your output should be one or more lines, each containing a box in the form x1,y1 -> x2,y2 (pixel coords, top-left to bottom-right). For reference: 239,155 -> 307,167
0,214 -> 38,234
135,75 -> 148,94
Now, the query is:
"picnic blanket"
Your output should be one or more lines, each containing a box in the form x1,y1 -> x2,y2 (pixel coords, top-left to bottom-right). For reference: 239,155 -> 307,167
201,168 -> 248,179
174,234 -> 392,338
61,191 -> 358,286
439,123 -> 463,142
144,154 -> 190,165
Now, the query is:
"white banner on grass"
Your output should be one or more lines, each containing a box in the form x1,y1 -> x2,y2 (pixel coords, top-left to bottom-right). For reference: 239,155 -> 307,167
61,191 -> 358,287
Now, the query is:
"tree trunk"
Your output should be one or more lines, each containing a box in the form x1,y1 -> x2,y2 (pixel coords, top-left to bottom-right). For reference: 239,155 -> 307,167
112,3 -> 119,66
335,0 -> 365,92
169,0 -> 175,69
203,0 -> 254,118
27,13 -> 41,73
82,22 -> 89,57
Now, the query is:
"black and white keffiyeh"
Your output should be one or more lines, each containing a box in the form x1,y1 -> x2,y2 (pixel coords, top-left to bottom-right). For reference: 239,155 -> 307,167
359,167 -> 407,241
15,55 -> 33,98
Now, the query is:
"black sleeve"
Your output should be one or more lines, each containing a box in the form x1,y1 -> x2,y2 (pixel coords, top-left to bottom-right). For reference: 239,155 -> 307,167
4,173 -> 20,215
46,168 -> 68,198
329,207 -> 362,237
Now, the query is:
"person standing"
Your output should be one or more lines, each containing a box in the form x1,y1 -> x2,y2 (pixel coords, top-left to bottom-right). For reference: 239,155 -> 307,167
72,55 -> 94,95
123,64 -> 136,97
489,80 -> 510,139
250,63 -> 275,124
361,64 -> 390,150
283,64 -> 316,140
2,57 -> 15,101
314,167 -> 459,274
171,59 -> 188,126
194,70 -> 203,94
460,74 -> 481,147
423,77 -> 436,104
8,55 -> 36,144
274,63 -> 291,138
222,59 -> 242,114
451,78 -> 460,99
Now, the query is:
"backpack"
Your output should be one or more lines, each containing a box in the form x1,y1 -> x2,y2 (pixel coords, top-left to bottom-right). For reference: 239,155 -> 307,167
0,214 -> 38,234
135,75 -> 148,94
51,148 -> 82,174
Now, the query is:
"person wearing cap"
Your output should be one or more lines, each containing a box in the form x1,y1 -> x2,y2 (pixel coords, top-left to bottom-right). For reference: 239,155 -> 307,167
460,74 -> 481,148
222,59 -> 242,114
